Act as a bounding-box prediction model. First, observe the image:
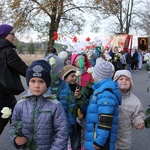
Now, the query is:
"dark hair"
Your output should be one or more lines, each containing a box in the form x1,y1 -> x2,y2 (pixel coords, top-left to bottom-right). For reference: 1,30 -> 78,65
46,47 -> 57,55
64,70 -> 76,80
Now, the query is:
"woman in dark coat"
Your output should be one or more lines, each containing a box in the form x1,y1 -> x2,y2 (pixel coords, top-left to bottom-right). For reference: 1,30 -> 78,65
0,24 -> 28,135
132,50 -> 139,70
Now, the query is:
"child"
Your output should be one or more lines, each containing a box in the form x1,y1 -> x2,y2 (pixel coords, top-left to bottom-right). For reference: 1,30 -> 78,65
44,53 -> 76,136
62,65 -> 89,150
71,52 -> 94,150
113,70 -> 145,150
84,58 -> 122,150
71,53 -> 93,87
9,60 -> 68,150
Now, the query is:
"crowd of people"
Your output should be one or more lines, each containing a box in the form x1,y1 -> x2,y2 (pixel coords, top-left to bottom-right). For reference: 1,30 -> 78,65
0,24 -> 147,150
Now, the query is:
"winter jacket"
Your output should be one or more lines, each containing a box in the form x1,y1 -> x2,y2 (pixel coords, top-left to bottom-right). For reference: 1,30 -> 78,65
71,53 -> 93,87
52,79 -> 76,135
9,89 -> 68,150
84,78 -> 122,150
69,83 -> 89,130
116,92 -> 145,150
132,51 -> 138,62
90,46 -> 101,67
0,39 -> 28,116
126,52 -> 132,64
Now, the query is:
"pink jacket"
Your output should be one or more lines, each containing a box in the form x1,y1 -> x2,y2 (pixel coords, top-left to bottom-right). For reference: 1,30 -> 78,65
71,53 -> 93,87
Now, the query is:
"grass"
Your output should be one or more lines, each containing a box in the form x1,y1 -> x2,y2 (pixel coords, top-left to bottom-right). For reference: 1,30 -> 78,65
20,55 -> 42,65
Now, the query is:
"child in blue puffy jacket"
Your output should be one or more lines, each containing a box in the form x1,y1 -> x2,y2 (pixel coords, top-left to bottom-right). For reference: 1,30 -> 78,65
84,58 -> 122,150
62,64 -> 89,150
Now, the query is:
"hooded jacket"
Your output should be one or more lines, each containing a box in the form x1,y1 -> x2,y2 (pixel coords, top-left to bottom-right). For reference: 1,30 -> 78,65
113,69 -> 145,149
116,92 -> 145,149
71,53 -> 93,87
84,78 -> 122,150
55,79 -> 76,135
9,89 -> 68,150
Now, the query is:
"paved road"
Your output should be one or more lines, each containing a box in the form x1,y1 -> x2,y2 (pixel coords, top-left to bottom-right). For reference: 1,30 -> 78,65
0,69 -> 150,150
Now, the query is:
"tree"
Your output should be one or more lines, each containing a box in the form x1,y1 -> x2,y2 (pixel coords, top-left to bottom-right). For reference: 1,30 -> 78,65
14,39 -> 24,54
28,42 -> 35,54
91,0 -> 142,34
0,0 -> 101,47
137,0 -> 150,36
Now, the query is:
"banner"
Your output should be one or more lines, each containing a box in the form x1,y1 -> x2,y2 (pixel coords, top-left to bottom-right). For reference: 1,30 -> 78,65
138,37 -> 148,51
111,33 -> 132,53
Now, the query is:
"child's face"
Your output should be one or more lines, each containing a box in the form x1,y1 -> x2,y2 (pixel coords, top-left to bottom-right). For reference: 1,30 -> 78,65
117,75 -> 131,94
74,59 -> 85,69
65,72 -> 77,84
29,77 -> 47,96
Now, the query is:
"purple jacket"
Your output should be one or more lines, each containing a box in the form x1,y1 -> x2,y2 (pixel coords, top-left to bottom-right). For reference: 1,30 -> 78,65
9,89 -> 68,150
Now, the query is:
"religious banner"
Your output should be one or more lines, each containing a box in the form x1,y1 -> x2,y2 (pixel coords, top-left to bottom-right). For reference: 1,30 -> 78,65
110,33 -> 133,53
138,37 -> 148,51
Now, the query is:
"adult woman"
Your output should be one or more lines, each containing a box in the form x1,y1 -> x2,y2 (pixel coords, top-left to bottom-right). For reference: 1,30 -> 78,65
0,24 -> 28,135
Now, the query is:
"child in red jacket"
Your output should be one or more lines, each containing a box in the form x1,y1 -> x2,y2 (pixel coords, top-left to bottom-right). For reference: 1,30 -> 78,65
71,53 -> 93,87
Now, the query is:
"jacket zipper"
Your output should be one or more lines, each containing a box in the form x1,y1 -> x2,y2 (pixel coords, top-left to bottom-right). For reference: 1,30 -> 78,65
30,97 -> 38,149
94,123 -> 96,139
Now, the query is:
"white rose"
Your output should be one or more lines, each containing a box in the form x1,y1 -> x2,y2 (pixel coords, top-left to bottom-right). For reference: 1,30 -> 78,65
1,107 -> 12,119
75,70 -> 81,76
87,68 -> 93,74
87,53 -> 91,59
108,56 -> 112,60
145,56 -> 149,61
49,57 -> 56,65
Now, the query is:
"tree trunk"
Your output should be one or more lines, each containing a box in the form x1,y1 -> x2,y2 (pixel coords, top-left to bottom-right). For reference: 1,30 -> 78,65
119,0 -> 123,33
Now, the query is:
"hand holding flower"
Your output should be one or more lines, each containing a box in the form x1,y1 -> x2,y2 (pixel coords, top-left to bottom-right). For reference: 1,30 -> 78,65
93,144 -> 101,150
74,87 -> 81,98
15,136 -> 27,146
137,122 -> 145,130
87,68 -> 93,74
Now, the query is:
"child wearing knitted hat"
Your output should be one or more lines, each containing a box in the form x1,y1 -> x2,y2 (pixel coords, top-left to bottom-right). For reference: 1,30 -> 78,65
44,54 -> 77,147
84,58 -> 122,150
62,65 -> 89,150
113,70 -> 145,150
58,50 -> 70,65
9,60 -> 68,150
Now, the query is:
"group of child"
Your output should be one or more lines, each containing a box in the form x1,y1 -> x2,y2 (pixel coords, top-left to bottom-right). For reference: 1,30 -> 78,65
9,49 -> 145,150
